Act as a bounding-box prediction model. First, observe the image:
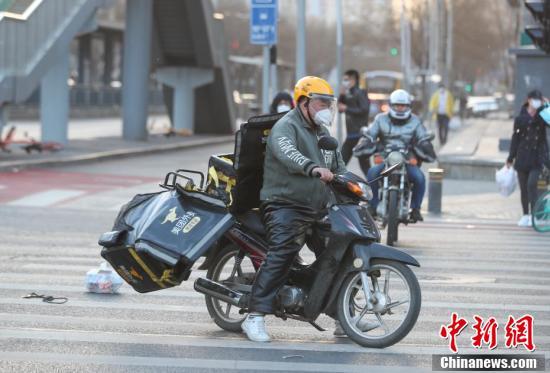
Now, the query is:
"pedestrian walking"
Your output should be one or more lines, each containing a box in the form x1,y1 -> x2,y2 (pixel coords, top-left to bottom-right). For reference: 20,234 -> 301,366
506,89 -> 549,227
429,83 -> 454,146
337,69 -> 371,177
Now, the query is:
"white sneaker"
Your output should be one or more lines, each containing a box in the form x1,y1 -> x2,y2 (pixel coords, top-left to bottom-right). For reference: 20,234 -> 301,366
517,215 -> 532,227
333,319 -> 379,337
241,314 -> 271,342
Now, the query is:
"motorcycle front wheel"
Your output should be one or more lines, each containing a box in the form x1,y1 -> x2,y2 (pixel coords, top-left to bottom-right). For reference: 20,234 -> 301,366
387,189 -> 399,246
336,259 -> 421,348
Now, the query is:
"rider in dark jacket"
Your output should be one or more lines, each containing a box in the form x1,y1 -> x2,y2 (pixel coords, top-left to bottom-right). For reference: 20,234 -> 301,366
507,89 -> 549,226
338,69 -> 371,177
354,89 -> 429,223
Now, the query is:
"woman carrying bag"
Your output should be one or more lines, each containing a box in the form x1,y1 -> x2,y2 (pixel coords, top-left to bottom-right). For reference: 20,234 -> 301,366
506,89 -> 549,227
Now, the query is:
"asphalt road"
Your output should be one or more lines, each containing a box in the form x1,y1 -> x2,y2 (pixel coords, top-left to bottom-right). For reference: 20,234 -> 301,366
0,143 -> 548,372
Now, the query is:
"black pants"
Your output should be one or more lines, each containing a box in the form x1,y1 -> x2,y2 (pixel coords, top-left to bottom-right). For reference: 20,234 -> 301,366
341,135 -> 370,178
248,201 -> 329,314
437,114 -> 450,145
517,169 -> 541,214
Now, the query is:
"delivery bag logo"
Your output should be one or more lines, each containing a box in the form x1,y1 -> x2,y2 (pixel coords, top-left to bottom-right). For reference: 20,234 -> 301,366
161,207 -> 179,224
182,216 -> 201,233
168,210 -> 197,236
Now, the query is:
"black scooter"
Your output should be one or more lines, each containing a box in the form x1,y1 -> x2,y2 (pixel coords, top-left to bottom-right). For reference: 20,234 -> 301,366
194,137 -> 421,348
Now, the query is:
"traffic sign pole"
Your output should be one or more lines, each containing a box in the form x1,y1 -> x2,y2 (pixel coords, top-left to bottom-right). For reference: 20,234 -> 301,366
250,0 -> 278,114
262,45 -> 270,113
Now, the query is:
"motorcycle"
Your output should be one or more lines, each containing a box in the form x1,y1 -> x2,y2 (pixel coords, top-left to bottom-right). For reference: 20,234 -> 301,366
194,137 -> 421,348
373,144 -> 416,246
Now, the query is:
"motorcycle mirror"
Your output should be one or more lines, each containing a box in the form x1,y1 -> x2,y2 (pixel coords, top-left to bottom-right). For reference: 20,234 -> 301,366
318,136 -> 339,151
366,163 -> 402,185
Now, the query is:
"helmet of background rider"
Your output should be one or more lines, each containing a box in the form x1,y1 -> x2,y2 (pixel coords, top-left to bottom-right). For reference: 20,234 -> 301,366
294,76 -> 337,126
388,89 -> 412,122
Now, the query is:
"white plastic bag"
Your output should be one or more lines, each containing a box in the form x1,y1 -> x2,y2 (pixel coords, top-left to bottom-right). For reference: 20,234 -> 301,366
449,116 -> 462,130
495,166 -> 517,197
85,261 -> 123,293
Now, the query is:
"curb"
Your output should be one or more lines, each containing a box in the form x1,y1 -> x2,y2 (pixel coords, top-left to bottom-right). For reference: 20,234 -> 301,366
438,155 -> 502,181
0,135 -> 235,172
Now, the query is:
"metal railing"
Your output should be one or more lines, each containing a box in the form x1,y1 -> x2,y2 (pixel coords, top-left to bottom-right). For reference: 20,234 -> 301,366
0,0 -> 41,20
0,0 -> 106,103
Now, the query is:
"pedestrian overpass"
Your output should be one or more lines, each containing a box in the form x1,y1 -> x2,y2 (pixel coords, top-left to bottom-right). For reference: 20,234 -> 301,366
0,0 -> 235,144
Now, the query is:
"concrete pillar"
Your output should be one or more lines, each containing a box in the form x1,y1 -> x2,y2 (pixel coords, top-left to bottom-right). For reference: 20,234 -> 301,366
156,67 -> 214,132
103,31 -> 113,86
122,0 -> 153,141
78,34 -> 91,85
0,103 -> 8,138
428,168 -> 444,214
40,44 -> 70,145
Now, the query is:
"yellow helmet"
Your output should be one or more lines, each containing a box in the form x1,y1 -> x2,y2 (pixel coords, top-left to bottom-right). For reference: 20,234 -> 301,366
293,76 -> 335,104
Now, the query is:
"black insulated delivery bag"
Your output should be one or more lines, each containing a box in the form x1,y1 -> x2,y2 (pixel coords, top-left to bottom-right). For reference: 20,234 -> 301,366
99,188 -> 234,293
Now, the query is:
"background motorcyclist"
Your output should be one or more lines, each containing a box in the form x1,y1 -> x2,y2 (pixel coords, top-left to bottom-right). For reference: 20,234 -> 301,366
354,89 -> 430,223
241,76 -> 348,342
338,69 -> 371,177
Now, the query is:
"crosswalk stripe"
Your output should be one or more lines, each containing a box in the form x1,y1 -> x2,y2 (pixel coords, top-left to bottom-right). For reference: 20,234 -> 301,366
2,271 -> 549,288
10,261 -> 550,278
0,351 -> 431,373
6,189 -> 86,207
1,297 -> 549,313
1,328 -> 547,357
2,281 -> 549,298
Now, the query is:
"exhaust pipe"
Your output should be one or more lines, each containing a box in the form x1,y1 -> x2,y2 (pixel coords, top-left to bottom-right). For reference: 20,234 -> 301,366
194,278 -> 246,307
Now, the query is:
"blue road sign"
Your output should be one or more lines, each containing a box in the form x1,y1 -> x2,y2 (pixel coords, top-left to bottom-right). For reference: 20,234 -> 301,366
250,0 -> 277,45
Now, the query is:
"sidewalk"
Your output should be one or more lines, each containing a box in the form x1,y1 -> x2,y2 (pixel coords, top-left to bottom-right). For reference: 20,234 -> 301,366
437,112 -> 512,180
0,116 -> 234,171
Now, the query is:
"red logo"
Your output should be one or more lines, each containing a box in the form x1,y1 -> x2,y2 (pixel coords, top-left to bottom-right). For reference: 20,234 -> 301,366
439,313 -> 536,353
505,314 -> 536,351
471,315 -> 498,350
439,312 -> 468,353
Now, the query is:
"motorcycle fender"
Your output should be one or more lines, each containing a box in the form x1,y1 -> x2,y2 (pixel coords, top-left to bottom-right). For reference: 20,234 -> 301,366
352,242 -> 420,270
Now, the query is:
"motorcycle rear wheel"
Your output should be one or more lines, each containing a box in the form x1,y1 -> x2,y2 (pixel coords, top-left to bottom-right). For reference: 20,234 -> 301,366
205,244 -> 256,332
336,259 -> 421,348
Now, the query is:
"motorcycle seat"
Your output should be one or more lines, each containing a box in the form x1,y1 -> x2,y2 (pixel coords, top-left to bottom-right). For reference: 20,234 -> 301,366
235,209 -> 266,237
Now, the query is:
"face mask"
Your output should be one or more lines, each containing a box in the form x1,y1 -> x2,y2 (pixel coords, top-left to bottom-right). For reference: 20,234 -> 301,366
531,99 -> 542,110
342,79 -> 351,89
314,108 -> 333,127
277,104 -> 291,113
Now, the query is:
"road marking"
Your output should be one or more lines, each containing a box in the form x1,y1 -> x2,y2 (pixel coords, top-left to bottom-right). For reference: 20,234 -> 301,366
1,314 -> 549,342
16,260 -> 550,277
0,351 -> 430,372
0,328 -> 547,358
6,189 -> 86,207
2,296 -> 549,313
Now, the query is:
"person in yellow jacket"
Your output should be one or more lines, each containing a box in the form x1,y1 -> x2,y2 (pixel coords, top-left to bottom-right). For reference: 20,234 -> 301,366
429,83 -> 454,145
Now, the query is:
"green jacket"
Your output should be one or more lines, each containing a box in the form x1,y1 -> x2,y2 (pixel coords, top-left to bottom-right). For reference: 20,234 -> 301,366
260,108 -> 347,209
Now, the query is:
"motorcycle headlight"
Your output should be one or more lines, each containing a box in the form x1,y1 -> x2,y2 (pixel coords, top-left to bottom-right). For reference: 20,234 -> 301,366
347,181 -> 373,200
359,181 -> 373,200
387,151 -> 405,167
